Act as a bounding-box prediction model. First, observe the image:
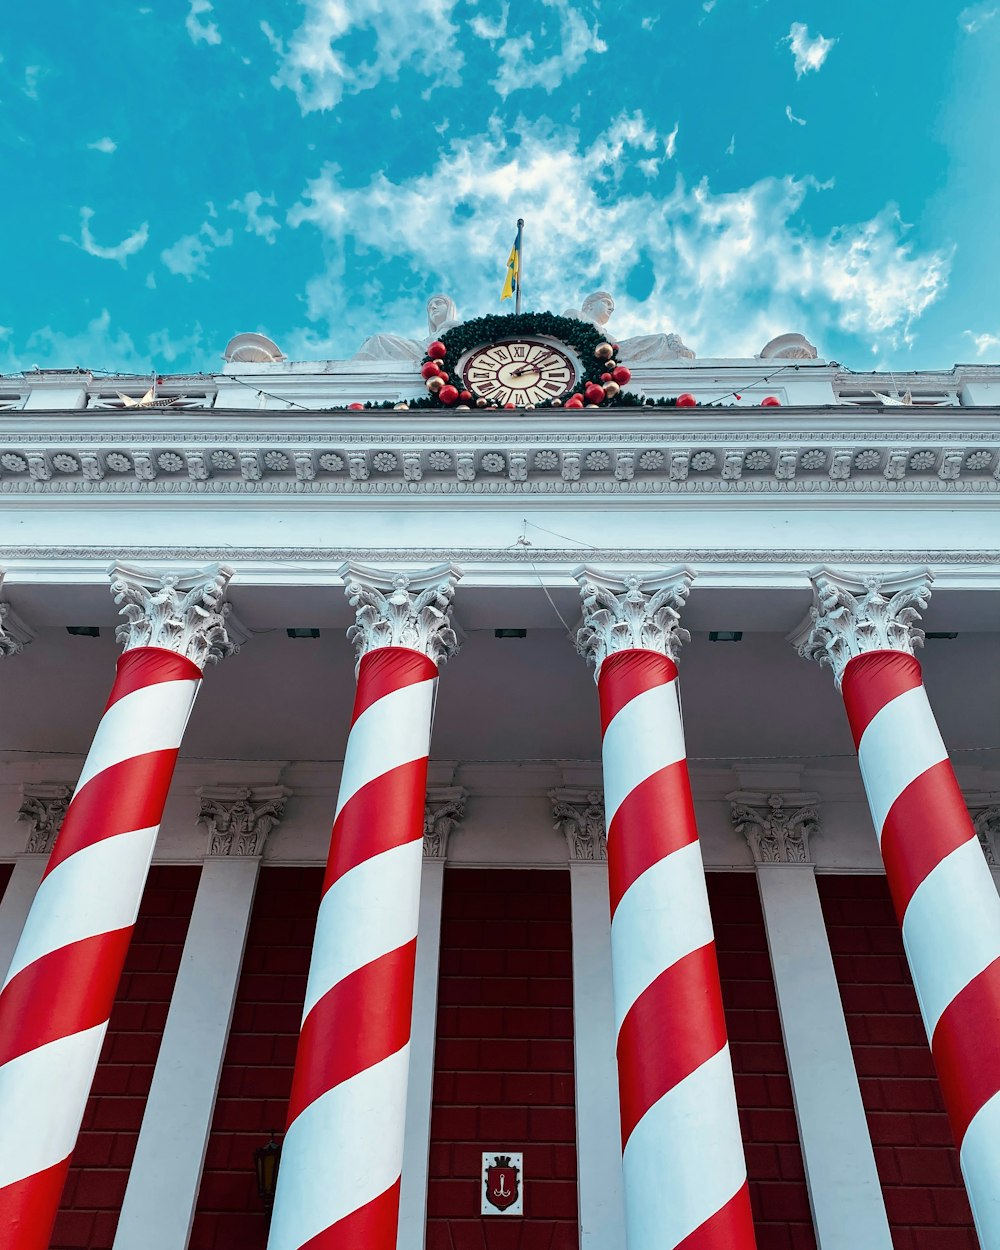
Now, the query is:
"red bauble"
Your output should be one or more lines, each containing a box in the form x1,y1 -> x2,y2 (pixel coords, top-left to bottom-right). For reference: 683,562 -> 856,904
564,398 -> 584,409
436,372 -> 449,383
676,392 -> 697,407
438,384 -> 459,405
459,390 -> 472,402
347,402 -> 364,410
612,366 -> 631,385
504,403 -> 516,409
585,383 -> 606,404
427,340 -> 447,359
571,392 -> 583,403
761,396 -> 781,406
601,372 -> 612,382
420,361 -> 440,379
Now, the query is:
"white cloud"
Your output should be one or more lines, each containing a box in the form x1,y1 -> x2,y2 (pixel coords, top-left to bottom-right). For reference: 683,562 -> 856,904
489,0 -> 607,98
60,207 -> 149,267
186,0 -> 221,45
640,15 -> 659,30
161,221 -> 233,280
959,3 -> 999,32
784,22 -> 836,77
229,191 -> 281,244
87,137 -> 117,154
665,121 -> 679,159
0,311 -> 209,375
284,115 -> 950,359
964,330 -> 1000,356
725,134 -> 735,156
785,105 -> 807,126
263,1 -> 463,114
469,2 -> 509,40
23,66 -> 41,99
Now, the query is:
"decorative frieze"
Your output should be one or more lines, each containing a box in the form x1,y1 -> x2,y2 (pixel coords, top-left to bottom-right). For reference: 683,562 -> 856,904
575,565 -> 694,674
973,806 -> 1000,867
728,790 -> 821,864
197,784 -> 289,857
342,561 -> 462,667
18,783 -> 72,854
790,566 -> 932,686
110,562 -> 247,667
550,788 -> 607,861
423,786 -> 468,859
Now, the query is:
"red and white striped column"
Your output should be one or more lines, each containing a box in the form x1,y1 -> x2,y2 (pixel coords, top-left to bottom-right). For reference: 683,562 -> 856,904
575,567 -> 757,1250
796,567 -> 1000,1248
268,562 -> 461,1250
0,562 -> 238,1250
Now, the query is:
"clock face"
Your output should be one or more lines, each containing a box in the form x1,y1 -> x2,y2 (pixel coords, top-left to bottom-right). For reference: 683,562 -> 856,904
459,338 -> 578,407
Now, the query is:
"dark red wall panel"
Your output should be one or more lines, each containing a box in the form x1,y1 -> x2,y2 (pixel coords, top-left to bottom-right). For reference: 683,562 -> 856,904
818,874 -> 977,1249
190,865 -> 323,1250
51,865 -> 201,1250
427,867 -> 578,1250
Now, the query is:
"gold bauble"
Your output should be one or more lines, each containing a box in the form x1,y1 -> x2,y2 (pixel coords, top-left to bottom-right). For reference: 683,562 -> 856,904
426,376 -> 444,393
586,402 -> 600,408
475,397 -> 488,408
393,402 -> 410,410
552,398 -> 562,407
602,380 -> 621,398
595,342 -> 614,361
456,404 -> 471,410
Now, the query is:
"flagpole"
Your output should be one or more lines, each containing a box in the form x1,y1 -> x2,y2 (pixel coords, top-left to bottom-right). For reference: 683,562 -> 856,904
515,218 -> 524,315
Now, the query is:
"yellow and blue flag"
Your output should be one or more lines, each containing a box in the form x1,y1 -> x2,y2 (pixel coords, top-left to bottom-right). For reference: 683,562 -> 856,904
501,235 -> 519,301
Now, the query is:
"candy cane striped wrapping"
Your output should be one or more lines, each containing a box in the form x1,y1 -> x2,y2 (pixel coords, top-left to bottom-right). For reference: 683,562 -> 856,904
0,646 -> 202,1250
841,650 -> 1000,1247
598,649 -> 757,1250
268,647 -> 437,1250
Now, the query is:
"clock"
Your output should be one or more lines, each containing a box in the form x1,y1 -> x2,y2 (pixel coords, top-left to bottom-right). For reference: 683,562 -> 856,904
457,337 -> 579,407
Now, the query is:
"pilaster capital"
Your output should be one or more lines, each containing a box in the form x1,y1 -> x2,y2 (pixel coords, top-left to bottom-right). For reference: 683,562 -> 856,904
197,784 -> 290,857
340,561 -> 462,667
728,790 -> 821,865
423,785 -> 468,859
972,805 -> 1000,867
18,783 -> 72,854
574,565 -> 694,676
550,787 -> 607,862
110,562 -> 248,667
0,573 -> 33,657
790,566 -> 932,686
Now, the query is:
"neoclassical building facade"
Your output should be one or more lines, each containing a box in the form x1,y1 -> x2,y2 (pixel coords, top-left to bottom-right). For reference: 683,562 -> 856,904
0,326 -> 999,1250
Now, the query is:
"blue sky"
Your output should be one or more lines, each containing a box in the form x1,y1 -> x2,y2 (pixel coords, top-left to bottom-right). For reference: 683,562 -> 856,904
1,0 -> 998,376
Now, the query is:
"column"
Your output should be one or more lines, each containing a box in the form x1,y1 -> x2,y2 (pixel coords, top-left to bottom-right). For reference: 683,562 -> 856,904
729,790 -> 892,1249
397,787 -> 466,1250
268,562 -> 461,1250
970,805 -> 1000,894
550,786 -> 626,1250
793,566 -> 1000,1247
0,787 -> 70,980
574,566 -> 757,1250
113,784 -> 289,1250
0,562 -> 240,1250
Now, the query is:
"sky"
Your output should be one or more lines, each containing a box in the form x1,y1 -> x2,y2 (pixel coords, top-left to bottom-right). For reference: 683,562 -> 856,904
1,0 -> 998,377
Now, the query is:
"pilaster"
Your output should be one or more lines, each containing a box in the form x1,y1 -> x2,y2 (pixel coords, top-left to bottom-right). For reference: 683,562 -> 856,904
0,784 -> 72,978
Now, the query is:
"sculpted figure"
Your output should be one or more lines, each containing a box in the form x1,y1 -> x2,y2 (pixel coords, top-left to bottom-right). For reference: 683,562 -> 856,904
563,290 -> 695,362
353,293 -> 461,361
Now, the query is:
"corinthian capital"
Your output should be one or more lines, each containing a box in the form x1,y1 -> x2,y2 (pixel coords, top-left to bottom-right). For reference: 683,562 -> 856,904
728,790 -> 820,865
550,787 -> 607,861
973,806 -> 1000,867
341,562 -> 462,667
197,784 -> 289,857
109,562 -> 247,668
18,783 -> 72,854
790,566 -> 932,686
423,786 -> 467,859
0,573 -> 33,658
574,565 -> 694,676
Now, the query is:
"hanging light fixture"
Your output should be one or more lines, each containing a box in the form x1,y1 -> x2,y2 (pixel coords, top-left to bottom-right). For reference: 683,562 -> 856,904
254,1130 -> 282,1215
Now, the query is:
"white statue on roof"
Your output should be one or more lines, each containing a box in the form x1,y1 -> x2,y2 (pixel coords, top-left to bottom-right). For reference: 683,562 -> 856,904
563,291 -> 695,362
353,294 -> 461,361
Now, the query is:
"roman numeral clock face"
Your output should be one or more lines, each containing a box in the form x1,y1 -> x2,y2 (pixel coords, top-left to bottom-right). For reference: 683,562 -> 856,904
459,339 -> 578,407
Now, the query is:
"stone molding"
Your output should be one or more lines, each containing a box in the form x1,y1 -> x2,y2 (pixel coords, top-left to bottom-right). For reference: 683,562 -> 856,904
197,784 -> 290,857
110,562 -> 248,667
575,565 -> 694,674
342,561 -> 462,667
728,790 -> 821,864
17,783 -> 72,854
790,566 -> 932,686
423,786 -> 468,859
549,787 -> 607,861
0,570 -> 32,657
972,806 -> 1000,867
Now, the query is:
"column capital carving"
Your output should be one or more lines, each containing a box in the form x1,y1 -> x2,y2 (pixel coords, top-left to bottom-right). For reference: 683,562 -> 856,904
0,573 -> 33,658
574,565 -> 695,675
110,562 -> 248,667
18,783 -> 72,854
550,787 -> 607,862
423,786 -> 467,859
972,805 -> 1000,867
197,784 -> 290,857
728,790 -> 821,865
340,561 -> 462,667
790,566 -> 932,686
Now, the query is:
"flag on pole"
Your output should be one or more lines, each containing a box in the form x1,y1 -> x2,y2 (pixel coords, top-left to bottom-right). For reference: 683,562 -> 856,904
501,234 -> 519,301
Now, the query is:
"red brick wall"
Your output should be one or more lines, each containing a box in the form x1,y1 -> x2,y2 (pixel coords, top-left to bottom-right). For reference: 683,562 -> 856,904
818,875 -> 977,1249
427,867 -> 578,1250
190,865 -> 323,1250
709,872 -> 817,1250
51,865 -> 201,1250
0,863 -> 13,898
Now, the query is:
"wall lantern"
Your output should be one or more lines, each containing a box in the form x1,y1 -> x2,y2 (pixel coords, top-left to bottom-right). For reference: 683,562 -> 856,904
254,1131 -> 282,1214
